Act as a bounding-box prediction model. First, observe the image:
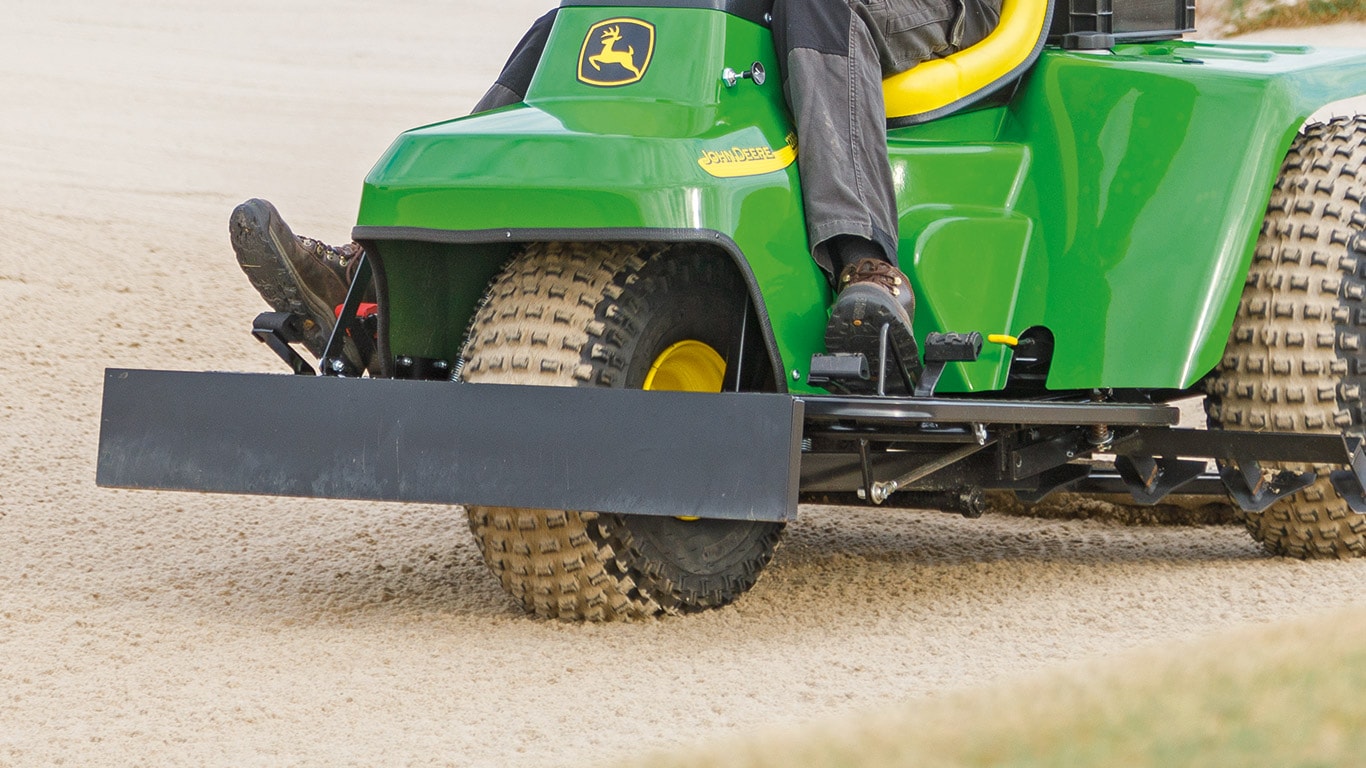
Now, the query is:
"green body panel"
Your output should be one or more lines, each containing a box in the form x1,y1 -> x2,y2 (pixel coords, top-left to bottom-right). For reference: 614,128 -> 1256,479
998,41 -> 1366,390
886,131 -> 1034,391
892,41 -> 1366,391
358,4 -> 1366,393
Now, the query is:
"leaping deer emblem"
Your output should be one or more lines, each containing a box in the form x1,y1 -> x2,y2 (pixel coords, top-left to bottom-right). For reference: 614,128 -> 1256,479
588,26 -> 642,78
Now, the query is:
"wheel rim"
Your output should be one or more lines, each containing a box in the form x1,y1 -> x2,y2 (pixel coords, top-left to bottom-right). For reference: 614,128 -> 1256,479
642,340 -> 726,393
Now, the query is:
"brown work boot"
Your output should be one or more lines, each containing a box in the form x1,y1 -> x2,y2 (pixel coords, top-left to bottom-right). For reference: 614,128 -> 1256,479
825,257 -> 923,392
229,198 -> 363,359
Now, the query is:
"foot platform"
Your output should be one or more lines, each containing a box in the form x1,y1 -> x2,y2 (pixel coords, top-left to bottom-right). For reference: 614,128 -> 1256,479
811,321 -> 919,395
252,311 -> 316,376
810,329 -> 985,398
915,332 -> 984,397
807,352 -> 871,390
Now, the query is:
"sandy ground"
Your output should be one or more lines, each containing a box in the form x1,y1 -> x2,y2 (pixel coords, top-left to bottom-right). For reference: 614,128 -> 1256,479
2,3 -> 1364,766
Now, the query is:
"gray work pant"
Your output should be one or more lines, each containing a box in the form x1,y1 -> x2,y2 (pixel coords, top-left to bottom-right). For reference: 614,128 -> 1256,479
773,0 -> 1000,273
474,0 -> 1001,277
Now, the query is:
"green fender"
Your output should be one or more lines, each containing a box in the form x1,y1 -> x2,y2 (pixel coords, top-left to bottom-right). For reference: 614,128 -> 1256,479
356,6 -> 825,391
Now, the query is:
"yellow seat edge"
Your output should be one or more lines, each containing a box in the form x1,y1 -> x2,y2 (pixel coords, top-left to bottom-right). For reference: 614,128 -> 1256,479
883,0 -> 1051,121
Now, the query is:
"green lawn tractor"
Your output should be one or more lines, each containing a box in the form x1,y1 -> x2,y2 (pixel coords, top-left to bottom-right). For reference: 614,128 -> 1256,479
99,0 -> 1366,619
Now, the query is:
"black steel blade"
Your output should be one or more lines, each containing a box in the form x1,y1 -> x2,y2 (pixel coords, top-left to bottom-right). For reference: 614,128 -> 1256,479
98,369 -> 803,522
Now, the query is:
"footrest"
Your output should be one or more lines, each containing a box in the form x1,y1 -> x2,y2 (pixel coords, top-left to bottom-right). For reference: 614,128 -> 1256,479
252,312 -> 315,376
924,332 -> 984,363
915,331 -> 984,397
808,353 -> 870,388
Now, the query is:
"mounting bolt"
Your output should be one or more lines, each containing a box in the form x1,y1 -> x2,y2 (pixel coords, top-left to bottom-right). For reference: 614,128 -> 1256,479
973,423 -> 988,445
871,481 -> 898,505
792,369 -> 801,381
856,483 -> 897,505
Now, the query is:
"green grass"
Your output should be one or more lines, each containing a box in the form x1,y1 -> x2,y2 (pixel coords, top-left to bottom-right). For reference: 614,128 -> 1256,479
623,610 -> 1366,768
1226,0 -> 1366,35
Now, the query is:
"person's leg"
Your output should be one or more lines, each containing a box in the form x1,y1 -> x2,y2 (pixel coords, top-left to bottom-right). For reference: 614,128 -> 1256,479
231,196 -> 390,375
471,9 -> 558,113
773,0 -> 978,271
232,10 -> 558,365
230,198 -> 365,363
771,0 -> 899,278
772,0 -> 934,386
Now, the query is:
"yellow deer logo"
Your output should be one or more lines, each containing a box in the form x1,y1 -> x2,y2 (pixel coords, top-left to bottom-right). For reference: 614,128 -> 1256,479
589,25 -> 642,78
578,18 -> 654,87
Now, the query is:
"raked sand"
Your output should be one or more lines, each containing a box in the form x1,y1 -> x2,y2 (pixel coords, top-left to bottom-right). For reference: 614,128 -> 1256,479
1,4 -> 1363,765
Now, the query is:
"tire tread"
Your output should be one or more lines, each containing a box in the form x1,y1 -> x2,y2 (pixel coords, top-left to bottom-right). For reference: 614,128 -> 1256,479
460,242 -> 781,618
1206,115 -> 1366,558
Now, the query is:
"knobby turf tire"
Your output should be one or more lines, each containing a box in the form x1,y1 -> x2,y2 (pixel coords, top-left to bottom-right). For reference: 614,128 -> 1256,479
459,241 -> 784,619
1205,115 -> 1366,558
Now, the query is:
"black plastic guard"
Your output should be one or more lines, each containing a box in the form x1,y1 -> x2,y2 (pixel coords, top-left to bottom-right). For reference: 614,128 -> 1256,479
97,369 -> 803,522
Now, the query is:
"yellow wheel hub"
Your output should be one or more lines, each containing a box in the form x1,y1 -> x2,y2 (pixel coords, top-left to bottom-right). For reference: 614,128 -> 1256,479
643,339 -> 726,523
642,340 -> 726,394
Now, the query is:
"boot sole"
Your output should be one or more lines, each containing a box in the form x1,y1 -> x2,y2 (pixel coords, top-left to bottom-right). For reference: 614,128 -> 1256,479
825,285 -> 923,395
229,200 -> 332,357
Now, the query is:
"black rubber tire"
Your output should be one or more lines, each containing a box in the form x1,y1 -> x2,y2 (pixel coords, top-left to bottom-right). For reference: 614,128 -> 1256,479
460,241 -> 784,619
1205,115 -> 1366,558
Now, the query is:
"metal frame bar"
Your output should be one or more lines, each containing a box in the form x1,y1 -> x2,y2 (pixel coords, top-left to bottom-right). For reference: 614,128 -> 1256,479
799,393 -> 1366,511
320,255 -> 375,377
801,394 -> 1180,428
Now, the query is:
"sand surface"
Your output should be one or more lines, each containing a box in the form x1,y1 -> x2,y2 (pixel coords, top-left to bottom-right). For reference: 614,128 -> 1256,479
2,4 -> 1364,766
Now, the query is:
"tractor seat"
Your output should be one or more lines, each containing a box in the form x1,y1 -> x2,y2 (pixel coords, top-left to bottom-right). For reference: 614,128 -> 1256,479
883,0 -> 1055,125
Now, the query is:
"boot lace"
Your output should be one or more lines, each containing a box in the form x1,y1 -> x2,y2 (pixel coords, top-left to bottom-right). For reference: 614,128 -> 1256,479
838,258 -> 905,296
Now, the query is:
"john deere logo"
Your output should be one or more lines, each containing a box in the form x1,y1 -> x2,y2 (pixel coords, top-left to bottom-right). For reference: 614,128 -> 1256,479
578,18 -> 654,87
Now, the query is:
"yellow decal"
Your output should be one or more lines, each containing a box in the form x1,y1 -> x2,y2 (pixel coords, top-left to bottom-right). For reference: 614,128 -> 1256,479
578,18 -> 655,87
698,134 -> 799,178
